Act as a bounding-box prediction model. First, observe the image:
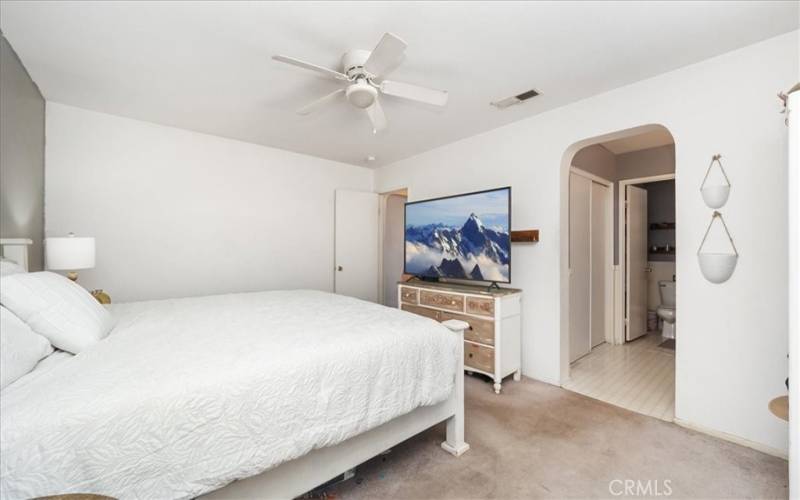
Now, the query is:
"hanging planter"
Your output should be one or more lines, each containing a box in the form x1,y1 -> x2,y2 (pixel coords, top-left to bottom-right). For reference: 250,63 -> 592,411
697,211 -> 738,284
700,154 -> 731,209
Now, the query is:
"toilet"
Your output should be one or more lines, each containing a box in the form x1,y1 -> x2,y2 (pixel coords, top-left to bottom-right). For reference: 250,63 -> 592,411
657,280 -> 676,339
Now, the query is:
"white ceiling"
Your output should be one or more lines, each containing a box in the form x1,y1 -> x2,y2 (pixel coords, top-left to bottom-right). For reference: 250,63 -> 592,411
1,1 -> 796,168
601,128 -> 675,155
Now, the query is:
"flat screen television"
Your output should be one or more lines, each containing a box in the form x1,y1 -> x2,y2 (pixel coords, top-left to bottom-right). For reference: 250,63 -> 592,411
404,187 -> 511,283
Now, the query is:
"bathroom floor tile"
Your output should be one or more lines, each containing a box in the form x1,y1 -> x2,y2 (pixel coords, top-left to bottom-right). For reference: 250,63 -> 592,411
563,333 -> 675,421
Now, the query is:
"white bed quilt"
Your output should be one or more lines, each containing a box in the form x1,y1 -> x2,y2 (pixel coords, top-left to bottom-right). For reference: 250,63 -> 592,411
0,290 -> 459,500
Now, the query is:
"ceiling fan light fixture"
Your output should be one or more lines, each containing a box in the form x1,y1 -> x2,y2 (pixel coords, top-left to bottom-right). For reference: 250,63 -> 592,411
346,81 -> 378,109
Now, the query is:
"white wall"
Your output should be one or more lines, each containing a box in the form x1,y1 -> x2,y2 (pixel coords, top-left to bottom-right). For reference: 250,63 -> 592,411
375,32 -> 797,453
45,103 -> 373,302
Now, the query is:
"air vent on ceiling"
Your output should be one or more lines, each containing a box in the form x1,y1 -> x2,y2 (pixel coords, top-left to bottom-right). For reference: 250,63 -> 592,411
491,89 -> 540,109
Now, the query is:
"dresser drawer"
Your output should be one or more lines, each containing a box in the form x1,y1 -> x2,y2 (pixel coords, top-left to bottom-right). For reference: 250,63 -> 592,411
440,311 -> 494,346
419,290 -> 464,312
399,286 -> 418,304
464,341 -> 494,373
466,296 -> 495,317
401,304 -> 440,321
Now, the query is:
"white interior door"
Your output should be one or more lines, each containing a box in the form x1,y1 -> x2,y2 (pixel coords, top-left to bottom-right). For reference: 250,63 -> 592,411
591,182 -> 609,348
569,173 -> 591,362
626,185 -> 648,341
335,189 -> 379,302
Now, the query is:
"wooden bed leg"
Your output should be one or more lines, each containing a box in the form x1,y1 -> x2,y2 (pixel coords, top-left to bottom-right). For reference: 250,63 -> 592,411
440,320 -> 470,457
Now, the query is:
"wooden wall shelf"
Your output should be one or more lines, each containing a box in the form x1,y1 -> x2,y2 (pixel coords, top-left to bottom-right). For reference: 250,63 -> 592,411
510,230 -> 540,243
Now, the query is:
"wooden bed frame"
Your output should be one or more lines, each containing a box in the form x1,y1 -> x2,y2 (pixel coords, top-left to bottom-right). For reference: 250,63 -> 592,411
202,320 -> 470,500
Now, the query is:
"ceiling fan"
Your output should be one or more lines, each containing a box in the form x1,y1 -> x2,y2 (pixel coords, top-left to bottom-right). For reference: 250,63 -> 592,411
273,33 -> 448,133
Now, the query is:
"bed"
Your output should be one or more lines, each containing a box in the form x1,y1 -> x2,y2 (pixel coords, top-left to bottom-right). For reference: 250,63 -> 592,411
0,243 -> 469,500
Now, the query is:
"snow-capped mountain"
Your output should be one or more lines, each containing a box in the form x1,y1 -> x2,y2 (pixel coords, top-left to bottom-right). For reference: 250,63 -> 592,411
406,213 -> 510,281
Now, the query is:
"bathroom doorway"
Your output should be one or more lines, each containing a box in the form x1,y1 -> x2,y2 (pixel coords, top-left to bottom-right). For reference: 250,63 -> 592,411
563,127 -> 677,422
620,175 -> 676,346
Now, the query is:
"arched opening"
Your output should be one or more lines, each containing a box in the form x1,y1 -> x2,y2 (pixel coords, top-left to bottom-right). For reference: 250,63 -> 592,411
560,124 -> 677,421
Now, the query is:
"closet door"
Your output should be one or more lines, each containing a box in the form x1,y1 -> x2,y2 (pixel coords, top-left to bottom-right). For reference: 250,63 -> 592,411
590,182 -> 609,348
569,173 -> 591,362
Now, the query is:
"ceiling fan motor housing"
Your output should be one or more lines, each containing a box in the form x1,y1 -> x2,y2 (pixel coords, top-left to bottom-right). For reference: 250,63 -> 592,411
341,49 -> 372,77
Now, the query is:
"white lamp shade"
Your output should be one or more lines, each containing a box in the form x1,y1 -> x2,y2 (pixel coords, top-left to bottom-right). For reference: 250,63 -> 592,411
45,236 -> 95,271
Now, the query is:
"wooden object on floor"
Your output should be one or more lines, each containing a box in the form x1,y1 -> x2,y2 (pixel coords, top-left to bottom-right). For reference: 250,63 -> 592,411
768,396 -> 788,421
510,230 -> 539,243
398,280 -> 522,394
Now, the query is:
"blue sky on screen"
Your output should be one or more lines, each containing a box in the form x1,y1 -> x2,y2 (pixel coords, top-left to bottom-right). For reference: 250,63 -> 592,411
406,189 -> 509,231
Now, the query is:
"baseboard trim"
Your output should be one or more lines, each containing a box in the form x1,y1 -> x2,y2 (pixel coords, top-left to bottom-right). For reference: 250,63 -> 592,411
673,418 -> 788,460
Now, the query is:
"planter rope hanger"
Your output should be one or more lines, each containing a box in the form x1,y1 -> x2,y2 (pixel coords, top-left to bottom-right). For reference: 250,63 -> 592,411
700,154 -> 731,209
697,210 -> 738,284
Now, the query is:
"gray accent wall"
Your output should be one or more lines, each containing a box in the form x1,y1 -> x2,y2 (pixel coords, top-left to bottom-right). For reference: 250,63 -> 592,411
571,144 -> 616,179
0,35 -> 45,270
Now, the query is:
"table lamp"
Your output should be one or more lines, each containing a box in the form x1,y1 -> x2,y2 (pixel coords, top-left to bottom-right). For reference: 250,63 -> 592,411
45,233 -> 95,281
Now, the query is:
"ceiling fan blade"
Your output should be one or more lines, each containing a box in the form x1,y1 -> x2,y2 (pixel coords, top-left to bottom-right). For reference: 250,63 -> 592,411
272,55 -> 349,81
296,88 -> 345,115
363,32 -> 407,77
365,98 -> 388,134
380,80 -> 448,107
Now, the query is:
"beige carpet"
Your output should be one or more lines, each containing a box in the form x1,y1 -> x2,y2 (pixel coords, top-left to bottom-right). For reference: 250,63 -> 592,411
321,375 -> 787,499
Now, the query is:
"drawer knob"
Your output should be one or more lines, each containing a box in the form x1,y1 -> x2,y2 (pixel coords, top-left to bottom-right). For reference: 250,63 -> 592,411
468,353 -> 474,358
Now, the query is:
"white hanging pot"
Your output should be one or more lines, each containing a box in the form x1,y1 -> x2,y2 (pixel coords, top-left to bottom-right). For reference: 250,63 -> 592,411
698,253 -> 738,284
700,154 -> 731,209
697,211 -> 738,284
701,185 -> 730,209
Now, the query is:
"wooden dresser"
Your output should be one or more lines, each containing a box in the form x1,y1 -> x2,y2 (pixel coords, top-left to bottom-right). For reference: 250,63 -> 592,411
398,281 -> 522,394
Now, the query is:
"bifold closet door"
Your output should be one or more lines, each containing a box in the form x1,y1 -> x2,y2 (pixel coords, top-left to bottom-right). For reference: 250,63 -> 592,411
590,182 -> 609,348
569,173 -> 591,362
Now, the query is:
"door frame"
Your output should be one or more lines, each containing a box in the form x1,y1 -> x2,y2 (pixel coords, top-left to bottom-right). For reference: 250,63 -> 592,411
377,188 -> 408,306
617,173 -> 675,344
569,167 -> 615,351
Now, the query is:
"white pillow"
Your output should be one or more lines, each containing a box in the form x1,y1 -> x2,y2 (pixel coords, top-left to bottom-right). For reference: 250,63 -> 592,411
0,258 -> 26,277
0,272 -> 115,353
0,306 -> 53,390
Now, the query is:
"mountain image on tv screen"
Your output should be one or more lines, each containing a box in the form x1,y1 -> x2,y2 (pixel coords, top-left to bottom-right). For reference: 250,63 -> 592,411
405,187 -> 510,283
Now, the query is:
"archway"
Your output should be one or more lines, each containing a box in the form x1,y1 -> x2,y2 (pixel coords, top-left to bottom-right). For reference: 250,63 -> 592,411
559,124 -> 677,421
